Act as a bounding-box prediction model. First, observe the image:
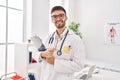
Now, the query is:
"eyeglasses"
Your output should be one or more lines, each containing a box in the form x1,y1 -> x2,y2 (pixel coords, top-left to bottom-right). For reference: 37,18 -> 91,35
51,14 -> 65,20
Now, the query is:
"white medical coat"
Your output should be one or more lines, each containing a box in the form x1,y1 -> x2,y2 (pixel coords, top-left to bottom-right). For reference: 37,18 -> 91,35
38,28 -> 86,80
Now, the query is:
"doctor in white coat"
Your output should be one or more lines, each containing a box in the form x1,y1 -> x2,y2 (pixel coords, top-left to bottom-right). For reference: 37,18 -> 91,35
38,6 -> 86,80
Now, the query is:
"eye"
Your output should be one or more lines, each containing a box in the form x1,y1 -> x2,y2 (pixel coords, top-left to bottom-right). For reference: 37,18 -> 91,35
51,14 -> 65,20
51,15 -> 56,19
59,14 -> 64,17
53,15 -> 57,19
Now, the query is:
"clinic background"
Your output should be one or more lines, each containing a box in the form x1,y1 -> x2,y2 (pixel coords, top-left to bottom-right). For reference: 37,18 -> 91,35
0,0 -> 120,78
31,0 -> 120,66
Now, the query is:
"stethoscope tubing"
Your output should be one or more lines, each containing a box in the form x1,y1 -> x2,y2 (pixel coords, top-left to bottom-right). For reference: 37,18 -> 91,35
49,29 -> 69,56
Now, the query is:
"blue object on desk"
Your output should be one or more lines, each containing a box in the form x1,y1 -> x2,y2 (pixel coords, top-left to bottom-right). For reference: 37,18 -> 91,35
28,73 -> 35,80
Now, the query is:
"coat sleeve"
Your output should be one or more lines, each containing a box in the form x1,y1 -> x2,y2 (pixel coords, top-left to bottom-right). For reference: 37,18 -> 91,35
54,38 -> 86,74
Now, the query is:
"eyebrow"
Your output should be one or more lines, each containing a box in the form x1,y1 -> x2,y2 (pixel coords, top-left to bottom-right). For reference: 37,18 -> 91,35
52,13 -> 65,16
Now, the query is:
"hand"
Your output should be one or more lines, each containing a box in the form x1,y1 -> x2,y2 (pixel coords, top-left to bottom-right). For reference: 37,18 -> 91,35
46,55 -> 55,64
40,48 -> 55,59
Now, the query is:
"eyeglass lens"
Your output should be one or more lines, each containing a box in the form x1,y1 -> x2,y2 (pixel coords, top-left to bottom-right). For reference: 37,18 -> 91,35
51,14 -> 65,20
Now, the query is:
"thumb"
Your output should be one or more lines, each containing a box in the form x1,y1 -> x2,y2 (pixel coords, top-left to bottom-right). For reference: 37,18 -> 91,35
48,48 -> 56,52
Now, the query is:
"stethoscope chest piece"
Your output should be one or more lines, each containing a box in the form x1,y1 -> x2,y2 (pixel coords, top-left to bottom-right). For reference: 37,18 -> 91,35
57,50 -> 62,56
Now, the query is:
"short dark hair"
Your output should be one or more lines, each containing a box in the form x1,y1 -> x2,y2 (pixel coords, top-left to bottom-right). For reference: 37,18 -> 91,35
51,6 -> 66,14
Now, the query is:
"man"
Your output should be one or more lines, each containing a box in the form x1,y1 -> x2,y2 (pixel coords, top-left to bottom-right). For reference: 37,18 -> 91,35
39,6 -> 86,80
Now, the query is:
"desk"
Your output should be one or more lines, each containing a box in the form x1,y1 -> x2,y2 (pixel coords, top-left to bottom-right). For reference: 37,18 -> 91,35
74,68 -> 120,80
91,68 -> 120,80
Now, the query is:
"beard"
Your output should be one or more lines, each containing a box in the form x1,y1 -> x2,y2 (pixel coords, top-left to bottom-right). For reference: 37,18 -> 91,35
55,20 -> 66,29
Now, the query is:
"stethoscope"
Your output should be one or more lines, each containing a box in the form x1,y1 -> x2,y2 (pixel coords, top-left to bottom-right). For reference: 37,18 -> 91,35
48,29 -> 69,56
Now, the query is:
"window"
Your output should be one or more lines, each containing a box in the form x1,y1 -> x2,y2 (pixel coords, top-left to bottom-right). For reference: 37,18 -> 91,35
0,0 -> 24,77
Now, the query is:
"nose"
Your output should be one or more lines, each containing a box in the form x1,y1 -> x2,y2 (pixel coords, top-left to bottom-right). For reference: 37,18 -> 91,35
56,16 -> 61,20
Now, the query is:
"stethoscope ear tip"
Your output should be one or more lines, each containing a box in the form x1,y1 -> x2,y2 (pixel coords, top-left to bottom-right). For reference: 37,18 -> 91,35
49,32 -> 55,44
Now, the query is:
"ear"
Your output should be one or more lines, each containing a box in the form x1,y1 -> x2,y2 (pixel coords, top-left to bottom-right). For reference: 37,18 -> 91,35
65,16 -> 68,21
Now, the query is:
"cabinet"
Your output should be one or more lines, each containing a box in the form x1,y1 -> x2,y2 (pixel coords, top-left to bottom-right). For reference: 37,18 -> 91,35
14,43 -> 41,80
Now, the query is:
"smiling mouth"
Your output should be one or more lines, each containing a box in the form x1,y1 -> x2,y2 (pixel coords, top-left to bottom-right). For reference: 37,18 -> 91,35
56,20 -> 63,24
57,22 -> 62,25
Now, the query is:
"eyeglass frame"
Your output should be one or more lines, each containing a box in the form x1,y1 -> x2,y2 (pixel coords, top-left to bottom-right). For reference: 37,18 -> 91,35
51,14 -> 66,20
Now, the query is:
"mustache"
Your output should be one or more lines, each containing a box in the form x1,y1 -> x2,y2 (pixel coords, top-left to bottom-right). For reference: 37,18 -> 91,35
55,20 -> 63,23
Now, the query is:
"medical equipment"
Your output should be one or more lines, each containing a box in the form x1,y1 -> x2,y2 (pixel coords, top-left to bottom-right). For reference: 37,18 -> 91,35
31,29 -> 69,56
31,35 -> 46,51
0,72 -> 27,80
28,73 -> 35,80
74,65 -> 95,80
49,32 -> 55,44
49,29 -> 69,56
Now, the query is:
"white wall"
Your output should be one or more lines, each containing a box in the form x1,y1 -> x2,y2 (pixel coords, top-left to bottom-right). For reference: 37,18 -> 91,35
31,0 -> 120,65
32,0 -> 49,40
74,0 -> 120,64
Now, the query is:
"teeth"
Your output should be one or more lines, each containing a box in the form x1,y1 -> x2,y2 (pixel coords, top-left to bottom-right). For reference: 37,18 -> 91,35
57,22 -> 61,24
58,22 -> 61,24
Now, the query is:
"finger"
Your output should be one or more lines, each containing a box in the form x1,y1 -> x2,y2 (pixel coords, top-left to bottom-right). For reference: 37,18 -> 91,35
46,54 -> 53,58
47,48 -> 55,52
46,55 -> 54,64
